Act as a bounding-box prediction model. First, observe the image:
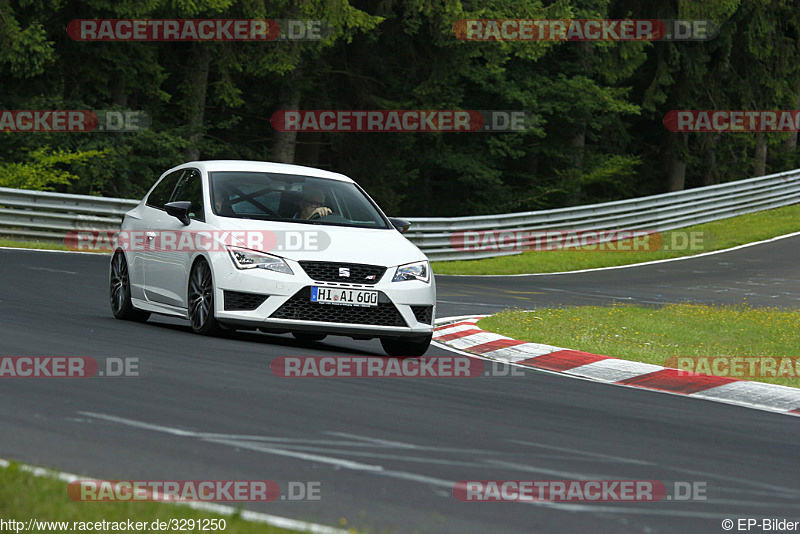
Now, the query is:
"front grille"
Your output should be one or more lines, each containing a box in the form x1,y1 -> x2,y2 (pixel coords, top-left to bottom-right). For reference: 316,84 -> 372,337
224,291 -> 268,311
299,261 -> 387,285
410,305 -> 434,325
270,287 -> 407,327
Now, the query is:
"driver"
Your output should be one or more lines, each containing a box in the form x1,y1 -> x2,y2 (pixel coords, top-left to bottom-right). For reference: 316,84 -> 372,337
296,186 -> 332,219
213,185 -> 234,216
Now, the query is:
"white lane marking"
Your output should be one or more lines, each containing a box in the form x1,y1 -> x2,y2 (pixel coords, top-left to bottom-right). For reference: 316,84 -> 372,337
24,266 -> 78,275
75,413 -> 795,520
323,432 -> 503,455
81,413 -> 490,454
372,468 -> 455,489
0,458 -> 345,534
508,440 -> 653,466
203,438 -> 384,472
240,445 -> 484,468
485,459 -> 612,481
435,299 -> 502,307
480,461 -> 798,514
80,411 -> 197,436
325,431 -> 421,449
80,412 -> 384,472
664,465 -> 800,498
0,246 -> 108,256
1,456 -> 778,520
436,231 -> 800,277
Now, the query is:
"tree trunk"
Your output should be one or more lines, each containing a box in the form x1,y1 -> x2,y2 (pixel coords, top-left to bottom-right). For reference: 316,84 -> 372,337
183,44 -> 211,161
753,132 -> 767,177
570,126 -> 585,169
111,76 -> 127,107
570,42 -> 591,169
785,81 -> 800,150
701,133 -> 719,186
272,64 -> 303,163
665,131 -> 688,191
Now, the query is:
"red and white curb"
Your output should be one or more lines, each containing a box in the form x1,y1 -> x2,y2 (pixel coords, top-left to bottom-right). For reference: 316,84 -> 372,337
433,316 -> 800,418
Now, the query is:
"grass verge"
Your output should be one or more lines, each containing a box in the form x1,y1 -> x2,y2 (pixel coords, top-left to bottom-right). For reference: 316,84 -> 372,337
0,462 -> 339,534
477,303 -> 800,388
432,204 -> 800,275
0,238 -> 73,251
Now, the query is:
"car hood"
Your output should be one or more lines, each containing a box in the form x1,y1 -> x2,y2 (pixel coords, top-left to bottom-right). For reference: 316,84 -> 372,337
217,219 -> 426,267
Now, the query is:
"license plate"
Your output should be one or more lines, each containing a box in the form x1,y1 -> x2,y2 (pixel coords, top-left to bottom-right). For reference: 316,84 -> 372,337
310,287 -> 378,307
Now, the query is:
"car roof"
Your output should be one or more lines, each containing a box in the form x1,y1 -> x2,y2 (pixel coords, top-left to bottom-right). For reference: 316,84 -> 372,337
174,160 -> 354,183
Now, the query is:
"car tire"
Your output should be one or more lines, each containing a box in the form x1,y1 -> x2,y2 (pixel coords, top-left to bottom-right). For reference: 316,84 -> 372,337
110,250 -> 150,322
380,335 -> 432,357
188,258 -> 223,336
292,332 -> 328,343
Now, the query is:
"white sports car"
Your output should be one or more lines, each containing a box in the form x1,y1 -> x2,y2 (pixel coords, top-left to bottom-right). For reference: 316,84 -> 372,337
110,160 -> 436,356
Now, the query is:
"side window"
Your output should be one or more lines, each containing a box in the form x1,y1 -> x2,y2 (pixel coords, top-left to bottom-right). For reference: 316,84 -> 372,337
146,170 -> 184,209
171,169 -> 205,222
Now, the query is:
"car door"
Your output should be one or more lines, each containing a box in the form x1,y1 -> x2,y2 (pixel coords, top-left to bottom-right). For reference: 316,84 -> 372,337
143,168 -> 211,308
134,169 -> 184,302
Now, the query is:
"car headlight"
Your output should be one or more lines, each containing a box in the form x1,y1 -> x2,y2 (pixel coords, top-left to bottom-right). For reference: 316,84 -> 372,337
392,260 -> 430,283
227,246 -> 293,274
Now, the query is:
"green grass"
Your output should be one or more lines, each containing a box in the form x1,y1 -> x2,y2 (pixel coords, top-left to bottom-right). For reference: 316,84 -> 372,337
478,303 -> 800,388
433,204 -> 800,275
0,462 -> 348,534
0,238 -> 73,251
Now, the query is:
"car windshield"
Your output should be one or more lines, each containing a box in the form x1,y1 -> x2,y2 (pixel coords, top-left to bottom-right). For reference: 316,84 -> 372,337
209,171 -> 391,229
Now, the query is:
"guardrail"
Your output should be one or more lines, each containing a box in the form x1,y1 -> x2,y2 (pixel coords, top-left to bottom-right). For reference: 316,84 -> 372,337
405,169 -> 800,260
1,168 -> 798,260
0,187 -> 138,241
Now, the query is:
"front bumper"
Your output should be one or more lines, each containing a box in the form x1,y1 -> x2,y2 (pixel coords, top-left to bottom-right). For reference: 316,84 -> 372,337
209,254 -> 436,339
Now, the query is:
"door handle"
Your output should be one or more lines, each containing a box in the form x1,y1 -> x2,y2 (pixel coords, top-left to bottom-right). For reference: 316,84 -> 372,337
146,232 -> 157,240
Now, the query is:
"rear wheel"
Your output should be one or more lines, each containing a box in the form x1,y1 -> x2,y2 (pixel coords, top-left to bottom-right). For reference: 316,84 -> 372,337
110,251 -> 150,322
380,335 -> 432,357
188,259 -> 222,336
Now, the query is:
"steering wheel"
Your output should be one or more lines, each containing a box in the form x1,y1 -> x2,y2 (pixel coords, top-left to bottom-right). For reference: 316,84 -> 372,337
309,212 -> 322,220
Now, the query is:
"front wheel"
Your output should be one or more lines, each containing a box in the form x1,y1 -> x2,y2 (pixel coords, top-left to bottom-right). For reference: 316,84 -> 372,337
188,258 -> 222,336
110,251 -> 150,322
380,335 -> 432,357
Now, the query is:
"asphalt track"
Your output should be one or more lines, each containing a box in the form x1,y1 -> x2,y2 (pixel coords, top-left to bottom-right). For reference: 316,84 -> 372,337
1,237 -> 799,533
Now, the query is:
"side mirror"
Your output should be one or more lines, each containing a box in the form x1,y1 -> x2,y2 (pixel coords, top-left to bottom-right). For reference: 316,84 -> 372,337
165,201 -> 192,226
389,217 -> 411,234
